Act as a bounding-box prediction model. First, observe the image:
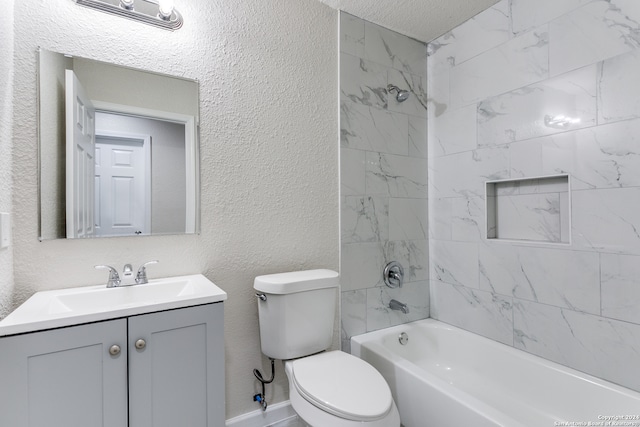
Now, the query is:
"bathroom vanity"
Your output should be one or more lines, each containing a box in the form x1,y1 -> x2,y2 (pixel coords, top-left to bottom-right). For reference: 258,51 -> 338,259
0,274 -> 226,427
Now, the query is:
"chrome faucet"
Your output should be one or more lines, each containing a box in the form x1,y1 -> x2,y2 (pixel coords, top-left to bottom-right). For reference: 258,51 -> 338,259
389,299 -> 409,314
95,260 -> 158,287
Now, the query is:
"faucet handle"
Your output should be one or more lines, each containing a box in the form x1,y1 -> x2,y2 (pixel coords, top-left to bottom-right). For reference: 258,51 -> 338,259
95,265 -> 121,288
383,261 -> 404,288
136,260 -> 159,284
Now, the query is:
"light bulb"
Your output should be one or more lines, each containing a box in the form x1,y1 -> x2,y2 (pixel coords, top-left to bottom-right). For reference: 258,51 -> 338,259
158,0 -> 174,19
120,0 -> 134,10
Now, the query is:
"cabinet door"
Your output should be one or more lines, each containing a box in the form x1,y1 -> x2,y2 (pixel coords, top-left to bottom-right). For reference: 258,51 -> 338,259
128,303 -> 224,427
0,319 -> 128,427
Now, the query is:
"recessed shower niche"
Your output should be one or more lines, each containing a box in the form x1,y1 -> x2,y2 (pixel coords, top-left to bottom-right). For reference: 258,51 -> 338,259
486,175 -> 570,244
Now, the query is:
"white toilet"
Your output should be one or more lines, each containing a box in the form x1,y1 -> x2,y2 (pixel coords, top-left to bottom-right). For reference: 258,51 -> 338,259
254,269 -> 400,427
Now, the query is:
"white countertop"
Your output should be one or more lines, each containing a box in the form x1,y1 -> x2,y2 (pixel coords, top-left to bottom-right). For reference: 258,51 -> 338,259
0,274 -> 227,337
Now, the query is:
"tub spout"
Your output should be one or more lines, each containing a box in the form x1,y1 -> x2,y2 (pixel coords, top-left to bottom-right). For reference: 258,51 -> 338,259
389,299 -> 409,314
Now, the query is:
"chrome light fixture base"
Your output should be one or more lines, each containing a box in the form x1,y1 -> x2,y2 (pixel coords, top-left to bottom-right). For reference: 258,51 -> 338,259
74,0 -> 183,31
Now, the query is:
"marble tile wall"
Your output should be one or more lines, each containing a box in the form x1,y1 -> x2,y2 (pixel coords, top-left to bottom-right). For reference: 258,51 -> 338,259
340,13 -> 429,352
428,0 -> 640,392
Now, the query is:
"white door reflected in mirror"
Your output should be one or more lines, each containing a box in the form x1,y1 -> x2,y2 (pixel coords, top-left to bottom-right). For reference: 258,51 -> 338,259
94,127 -> 151,237
65,70 -> 96,239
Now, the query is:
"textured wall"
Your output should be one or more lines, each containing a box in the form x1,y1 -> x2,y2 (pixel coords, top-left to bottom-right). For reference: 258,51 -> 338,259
9,0 -> 338,419
339,13 -> 429,353
0,0 -> 15,319
428,0 -> 640,392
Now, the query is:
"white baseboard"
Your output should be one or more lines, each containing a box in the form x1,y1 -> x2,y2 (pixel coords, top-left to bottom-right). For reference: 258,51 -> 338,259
226,400 -> 297,427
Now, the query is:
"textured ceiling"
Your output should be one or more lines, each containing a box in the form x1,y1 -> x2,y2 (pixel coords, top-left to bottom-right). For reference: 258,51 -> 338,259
316,0 -> 501,42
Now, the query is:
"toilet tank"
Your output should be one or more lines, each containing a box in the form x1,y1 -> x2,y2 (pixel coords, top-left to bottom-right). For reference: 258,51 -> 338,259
254,269 -> 339,360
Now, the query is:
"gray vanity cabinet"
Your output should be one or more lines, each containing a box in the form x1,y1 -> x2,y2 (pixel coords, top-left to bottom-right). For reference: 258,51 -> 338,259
0,318 -> 129,427
0,303 -> 224,427
128,303 -> 224,427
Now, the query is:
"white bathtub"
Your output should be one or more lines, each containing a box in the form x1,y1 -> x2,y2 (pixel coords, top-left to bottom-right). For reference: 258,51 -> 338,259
351,319 -> 640,427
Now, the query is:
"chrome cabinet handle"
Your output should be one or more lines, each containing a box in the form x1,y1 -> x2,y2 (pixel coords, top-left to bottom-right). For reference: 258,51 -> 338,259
135,339 -> 146,350
109,344 -> 121,356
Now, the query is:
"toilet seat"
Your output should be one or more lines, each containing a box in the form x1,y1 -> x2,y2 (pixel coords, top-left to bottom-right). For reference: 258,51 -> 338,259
289,351 -> 393,421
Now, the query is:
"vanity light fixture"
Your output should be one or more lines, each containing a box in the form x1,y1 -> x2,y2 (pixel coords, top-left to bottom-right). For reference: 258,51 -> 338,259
74,0 -> 183,31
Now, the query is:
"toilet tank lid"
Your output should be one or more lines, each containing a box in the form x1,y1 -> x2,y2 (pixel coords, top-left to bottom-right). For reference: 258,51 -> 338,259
254,269 -> 339,294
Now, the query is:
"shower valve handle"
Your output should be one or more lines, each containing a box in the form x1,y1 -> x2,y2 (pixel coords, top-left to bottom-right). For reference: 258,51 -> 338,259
383,261 -> 404,288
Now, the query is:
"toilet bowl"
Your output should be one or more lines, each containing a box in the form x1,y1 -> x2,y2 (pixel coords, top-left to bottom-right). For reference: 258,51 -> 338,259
285,351 -> 400,427
254,270 -> 400,427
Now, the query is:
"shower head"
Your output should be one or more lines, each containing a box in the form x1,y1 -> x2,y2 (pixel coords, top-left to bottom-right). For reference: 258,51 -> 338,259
396,90 -> 410,102
387,84 -> 410,102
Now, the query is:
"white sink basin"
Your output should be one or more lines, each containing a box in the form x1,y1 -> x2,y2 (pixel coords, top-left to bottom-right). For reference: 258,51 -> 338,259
0,274 -> 227,336
52,279 -> 196,313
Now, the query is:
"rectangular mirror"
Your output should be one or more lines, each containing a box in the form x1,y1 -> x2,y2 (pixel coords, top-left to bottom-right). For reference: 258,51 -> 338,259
38,48 -> 200,240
